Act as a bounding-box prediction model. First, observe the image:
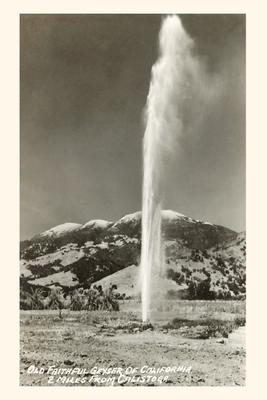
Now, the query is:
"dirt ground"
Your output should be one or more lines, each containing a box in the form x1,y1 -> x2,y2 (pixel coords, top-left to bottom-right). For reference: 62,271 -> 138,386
20,302 -> 245,386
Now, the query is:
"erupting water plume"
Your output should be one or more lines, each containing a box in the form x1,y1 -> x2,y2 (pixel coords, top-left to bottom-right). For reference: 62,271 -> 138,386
140,15 -> 216,322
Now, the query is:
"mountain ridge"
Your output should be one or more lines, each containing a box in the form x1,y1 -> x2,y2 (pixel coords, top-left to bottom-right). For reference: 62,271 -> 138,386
20,210 -> 245,300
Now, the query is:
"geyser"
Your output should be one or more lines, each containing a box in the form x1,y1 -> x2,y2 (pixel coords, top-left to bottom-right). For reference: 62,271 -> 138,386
140,15 -> 204,322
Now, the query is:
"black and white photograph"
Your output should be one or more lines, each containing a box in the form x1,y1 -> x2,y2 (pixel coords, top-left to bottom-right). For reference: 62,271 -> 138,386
19,13 -> 246,386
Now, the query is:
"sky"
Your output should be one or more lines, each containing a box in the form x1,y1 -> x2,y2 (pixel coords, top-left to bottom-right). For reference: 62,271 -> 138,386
20,14 -> 245,240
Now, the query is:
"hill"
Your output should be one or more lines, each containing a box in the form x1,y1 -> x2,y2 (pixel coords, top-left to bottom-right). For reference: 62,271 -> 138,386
20,210 -> 245,300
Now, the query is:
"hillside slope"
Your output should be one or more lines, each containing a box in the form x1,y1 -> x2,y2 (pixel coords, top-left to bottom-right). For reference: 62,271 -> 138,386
20,210 -> 245,299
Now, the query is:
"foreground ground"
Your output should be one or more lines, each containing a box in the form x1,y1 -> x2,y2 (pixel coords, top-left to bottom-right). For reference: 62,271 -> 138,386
20,300 -> 245,386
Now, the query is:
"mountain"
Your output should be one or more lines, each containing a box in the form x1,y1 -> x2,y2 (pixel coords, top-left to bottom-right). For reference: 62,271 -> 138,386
20,210 -> 245,299
38,222 -> 83,238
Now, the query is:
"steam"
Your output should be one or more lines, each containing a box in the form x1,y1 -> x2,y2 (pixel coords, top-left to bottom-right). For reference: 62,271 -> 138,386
140,15 -> 219,322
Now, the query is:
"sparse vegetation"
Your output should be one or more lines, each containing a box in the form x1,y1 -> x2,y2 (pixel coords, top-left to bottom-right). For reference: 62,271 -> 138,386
20,300 -> 246,386
163,316 -> 246,339
20,284 -> 120,312
187,278 -> 216,300
20,286 -> 46,310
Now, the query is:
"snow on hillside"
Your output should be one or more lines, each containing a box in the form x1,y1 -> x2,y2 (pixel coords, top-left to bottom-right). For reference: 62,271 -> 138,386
81,219 -> 112,229
162,210 -> 215,226
40,223 -> 82,238
162,210 -> 187,220
112,210 -> 215,226
112,210 -> 191,228
114,210 -> 188,225
113,212 -> 141,226
35,210 -> 216,240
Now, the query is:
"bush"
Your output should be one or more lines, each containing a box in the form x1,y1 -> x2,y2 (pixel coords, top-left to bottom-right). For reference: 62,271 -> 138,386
45,288 -> 66,314
164,317 -> 246,339
69,285 -> 119,311
188,278 -> 216,300
20,287 -> 46,310
20,283 -> 120,313
167,268 -> 184,284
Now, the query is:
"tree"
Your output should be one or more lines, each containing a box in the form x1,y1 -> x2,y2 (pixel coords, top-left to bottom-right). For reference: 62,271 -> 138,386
188,278 -> 215,300
45,288 -> 65,318
20,287 -> 45,310
69,288 -> 85,311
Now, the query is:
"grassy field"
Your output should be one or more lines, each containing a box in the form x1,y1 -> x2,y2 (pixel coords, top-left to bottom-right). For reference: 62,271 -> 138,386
120,299 -> 245,320
20,300 -> 246,386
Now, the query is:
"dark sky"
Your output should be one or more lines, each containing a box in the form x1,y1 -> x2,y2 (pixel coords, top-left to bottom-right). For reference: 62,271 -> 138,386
20,14 -> 245,240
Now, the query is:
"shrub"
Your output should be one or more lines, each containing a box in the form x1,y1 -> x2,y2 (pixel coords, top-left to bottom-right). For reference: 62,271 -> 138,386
20,287 -> 46,310
69,285 -> 120,311
44,288 -> 66,317
20,282 -> 120,313
187,278 -> 216,300
167,268 -> 184,284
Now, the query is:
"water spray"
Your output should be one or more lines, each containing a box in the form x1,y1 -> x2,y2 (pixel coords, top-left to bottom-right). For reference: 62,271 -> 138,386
140,15 -> 197,322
